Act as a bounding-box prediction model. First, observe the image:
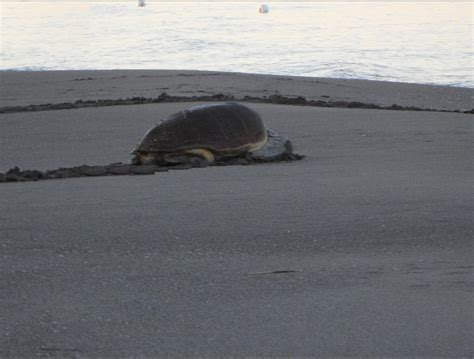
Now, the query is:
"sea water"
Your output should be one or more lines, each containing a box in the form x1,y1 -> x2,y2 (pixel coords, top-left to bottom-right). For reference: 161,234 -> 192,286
1,2 -> 472,87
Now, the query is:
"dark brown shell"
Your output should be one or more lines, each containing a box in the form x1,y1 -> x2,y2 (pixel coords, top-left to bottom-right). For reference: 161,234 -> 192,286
133,102 -> 267,154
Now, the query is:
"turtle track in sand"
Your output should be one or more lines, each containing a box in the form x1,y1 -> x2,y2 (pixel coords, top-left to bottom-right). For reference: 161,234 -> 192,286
0,153 -> 304,183
1,93 -> 472,114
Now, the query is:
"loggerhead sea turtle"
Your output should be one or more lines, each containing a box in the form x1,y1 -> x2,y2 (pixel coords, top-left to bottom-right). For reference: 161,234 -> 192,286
131,102 -> 302,167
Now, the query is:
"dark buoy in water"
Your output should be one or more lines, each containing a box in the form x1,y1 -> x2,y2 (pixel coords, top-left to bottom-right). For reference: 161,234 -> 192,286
259,4 -> 269,13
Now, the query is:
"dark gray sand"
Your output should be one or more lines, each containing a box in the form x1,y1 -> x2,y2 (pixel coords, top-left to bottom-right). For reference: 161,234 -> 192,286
1,70 -> 473,111
1,101 -> 472,357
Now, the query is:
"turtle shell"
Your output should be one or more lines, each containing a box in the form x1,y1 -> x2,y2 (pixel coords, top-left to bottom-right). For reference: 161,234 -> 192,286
132,102 -> 268,154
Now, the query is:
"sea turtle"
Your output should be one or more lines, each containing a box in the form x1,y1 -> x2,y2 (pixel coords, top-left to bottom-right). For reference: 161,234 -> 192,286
0,103 -> 303,183
131,102 -> 302,167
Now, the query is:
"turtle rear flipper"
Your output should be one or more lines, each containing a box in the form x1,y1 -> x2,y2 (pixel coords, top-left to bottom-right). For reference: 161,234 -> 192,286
250,130 -> 303,162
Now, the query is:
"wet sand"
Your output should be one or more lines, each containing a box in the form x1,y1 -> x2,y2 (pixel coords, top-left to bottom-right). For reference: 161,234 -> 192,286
1,70 -> 473,111
0,73 -> 473,357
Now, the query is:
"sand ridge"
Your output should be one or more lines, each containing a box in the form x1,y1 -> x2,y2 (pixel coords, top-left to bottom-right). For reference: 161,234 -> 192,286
2,91 -> 473,115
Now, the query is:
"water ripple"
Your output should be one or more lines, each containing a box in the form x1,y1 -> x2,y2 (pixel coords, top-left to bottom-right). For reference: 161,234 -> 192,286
1,2 -> 472,88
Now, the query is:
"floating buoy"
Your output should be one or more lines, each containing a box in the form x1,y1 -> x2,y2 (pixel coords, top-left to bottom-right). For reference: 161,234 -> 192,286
259,4 -> 269,13
138,0 -> 146,7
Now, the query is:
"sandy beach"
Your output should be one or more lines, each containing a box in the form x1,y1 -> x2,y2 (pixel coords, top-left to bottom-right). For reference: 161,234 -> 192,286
1,70 -> 473,111
0,71 -> 473,357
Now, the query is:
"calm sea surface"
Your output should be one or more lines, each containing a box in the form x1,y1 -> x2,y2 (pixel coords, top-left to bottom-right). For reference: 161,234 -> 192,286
1,2 -> 473,87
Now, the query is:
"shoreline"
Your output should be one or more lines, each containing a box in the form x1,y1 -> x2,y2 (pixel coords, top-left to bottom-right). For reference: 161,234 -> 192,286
1,69 -> 473,112
3,68 -> 472,90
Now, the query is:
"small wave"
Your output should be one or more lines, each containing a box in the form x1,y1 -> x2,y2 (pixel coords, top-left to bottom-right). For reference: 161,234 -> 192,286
2,66 -> 53,71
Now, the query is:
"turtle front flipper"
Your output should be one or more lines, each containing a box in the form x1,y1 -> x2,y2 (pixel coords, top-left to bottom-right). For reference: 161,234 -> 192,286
164,152 -> 210,168
183,148 -> 215,163
250,130 -> 303,162
163,148 -> 214,167
131,149 -> 212,168
131,152 -> 167,166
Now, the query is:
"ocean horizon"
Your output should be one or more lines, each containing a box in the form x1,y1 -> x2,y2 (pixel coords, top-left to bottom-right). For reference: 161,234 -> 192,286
1,1 -> 473,87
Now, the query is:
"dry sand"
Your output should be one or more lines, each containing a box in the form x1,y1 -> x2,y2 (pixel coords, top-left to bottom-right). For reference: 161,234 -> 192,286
0,72 -> 473,357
